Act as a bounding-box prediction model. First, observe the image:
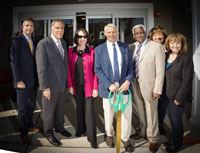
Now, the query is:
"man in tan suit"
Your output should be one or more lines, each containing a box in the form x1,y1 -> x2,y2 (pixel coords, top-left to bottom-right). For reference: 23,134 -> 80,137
129,24 -> 165,152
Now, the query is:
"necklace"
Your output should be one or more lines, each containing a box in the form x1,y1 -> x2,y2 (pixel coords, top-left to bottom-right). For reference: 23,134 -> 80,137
168,54 -> 177,63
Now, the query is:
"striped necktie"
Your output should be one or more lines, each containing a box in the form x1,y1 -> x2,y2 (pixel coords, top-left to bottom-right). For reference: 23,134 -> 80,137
28,37 -> 33,55
134,44 -> 142,78
57,40 -> 64,59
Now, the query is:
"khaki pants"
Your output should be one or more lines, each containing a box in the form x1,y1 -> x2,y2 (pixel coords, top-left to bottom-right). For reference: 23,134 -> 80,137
103,93 -> 132,142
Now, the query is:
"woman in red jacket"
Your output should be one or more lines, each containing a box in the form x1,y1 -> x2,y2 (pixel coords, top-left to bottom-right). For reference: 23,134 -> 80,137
68,28 -> 98,148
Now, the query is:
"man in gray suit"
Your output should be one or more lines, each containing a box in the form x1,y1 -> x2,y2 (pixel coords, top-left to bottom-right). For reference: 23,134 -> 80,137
129,24 -> 165,153
36,19 -> 71,146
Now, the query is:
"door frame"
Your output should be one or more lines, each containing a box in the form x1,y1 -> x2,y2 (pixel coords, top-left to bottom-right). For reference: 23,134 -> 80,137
13,3 -> 154,37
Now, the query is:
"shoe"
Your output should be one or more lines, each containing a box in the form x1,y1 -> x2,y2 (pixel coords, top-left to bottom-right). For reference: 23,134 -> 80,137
130,133 -> 143,139
165,145 -> 181,153
121,140 -> 132,152
21,135 -> 31,145
149,142 -> 158,153
159,125 -> 166,135
56,129 -> 71,137
75,131 -> 86,137
91,142 -> 98,149
28,127 -> 41,133
105,136 -> 115,148
46,135 -> 62,146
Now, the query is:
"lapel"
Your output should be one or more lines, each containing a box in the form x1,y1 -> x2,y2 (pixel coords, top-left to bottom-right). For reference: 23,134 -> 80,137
61,38 -> 67,62
166,53 -> 182,70
21,34 -> 33,56
103,42 -> 113,73
139,39 -> 150,63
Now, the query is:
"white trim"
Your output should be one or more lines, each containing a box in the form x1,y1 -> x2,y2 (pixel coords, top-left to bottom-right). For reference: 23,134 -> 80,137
13,3 -> 154,36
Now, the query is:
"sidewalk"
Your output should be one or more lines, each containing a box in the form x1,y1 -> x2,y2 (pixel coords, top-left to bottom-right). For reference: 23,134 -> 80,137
0,95 -> 200,153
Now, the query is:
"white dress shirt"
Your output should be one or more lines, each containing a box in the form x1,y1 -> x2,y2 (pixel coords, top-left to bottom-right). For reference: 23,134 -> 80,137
106,40 -> 122,77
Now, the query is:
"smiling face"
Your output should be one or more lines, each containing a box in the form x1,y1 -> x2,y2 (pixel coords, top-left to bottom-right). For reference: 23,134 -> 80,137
77,30 -> 87,46
152,32 -> 164,44
134,27 -> 146,44
169,41 -> 182,54
104,26 -> 117,43
51,21 -> 65,40
22,20 -> 34,37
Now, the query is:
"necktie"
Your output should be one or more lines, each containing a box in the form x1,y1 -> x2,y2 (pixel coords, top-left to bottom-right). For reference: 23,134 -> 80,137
134,44 -> 142,78
57,40 -> 64,59
28,37 -> 33,55
113,43 -> 120,82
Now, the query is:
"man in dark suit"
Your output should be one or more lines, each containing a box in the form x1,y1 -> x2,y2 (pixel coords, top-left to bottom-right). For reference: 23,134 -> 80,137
10,18 -> 40,145
36,19 -> 71,146
95,23 -> 133,152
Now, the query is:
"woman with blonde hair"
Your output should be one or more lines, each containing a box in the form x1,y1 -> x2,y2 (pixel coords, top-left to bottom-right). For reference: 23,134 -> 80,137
164,33 -> 193,153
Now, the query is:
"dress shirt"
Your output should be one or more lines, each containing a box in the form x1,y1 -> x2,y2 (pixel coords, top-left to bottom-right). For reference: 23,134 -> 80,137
106,40 -> 122,77
133,38 -> 148,62
51,34 -> 64,53
23,33 -> 33,49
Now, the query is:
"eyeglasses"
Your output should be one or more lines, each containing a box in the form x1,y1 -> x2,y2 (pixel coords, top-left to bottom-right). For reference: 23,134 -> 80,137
77,35 -> 87,39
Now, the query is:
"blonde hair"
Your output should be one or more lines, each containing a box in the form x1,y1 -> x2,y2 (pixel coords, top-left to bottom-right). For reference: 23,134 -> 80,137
165,33 -> 187,53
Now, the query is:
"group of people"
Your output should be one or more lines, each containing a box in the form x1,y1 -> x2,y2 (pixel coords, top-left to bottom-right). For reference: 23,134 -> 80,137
10,17 -> 194,153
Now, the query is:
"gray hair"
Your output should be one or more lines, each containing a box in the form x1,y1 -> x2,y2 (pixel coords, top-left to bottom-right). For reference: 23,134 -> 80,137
132,24 -> 146,34
51,19 -> 65,28
104,23 -> 117,32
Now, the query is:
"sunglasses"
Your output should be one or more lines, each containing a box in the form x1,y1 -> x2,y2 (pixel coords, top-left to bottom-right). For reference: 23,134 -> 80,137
77,35 -> 87,39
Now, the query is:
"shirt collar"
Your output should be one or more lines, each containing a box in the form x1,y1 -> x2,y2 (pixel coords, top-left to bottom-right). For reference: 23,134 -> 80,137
72,46 -> 90,54
51,34 -> 60,44
23,33 -> 32,41
136,38 -> 147,47
106,40 -> 117,46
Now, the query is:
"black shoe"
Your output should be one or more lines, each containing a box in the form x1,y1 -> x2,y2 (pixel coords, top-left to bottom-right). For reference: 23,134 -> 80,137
46,135 -> 62,146
56,129 -> 72,137
75,131 -> 86,137
91,142 -> 98,149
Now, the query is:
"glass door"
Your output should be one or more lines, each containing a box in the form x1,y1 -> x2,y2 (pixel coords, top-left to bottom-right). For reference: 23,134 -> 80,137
115,18 -> 144,44
86,16 -> 112,48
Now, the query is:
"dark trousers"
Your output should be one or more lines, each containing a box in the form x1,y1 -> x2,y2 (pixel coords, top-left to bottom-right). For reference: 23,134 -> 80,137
16,88 -> 37,136
167,99 -> 185,148
158,95 -> 169,126
75,85 -> 97,144
42,89 -> 67,137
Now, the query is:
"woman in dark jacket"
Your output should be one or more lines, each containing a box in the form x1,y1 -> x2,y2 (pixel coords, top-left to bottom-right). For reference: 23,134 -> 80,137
164,33 -> 194,153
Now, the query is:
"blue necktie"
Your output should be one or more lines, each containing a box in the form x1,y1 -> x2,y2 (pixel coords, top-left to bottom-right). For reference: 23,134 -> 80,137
113,43 -> 120,82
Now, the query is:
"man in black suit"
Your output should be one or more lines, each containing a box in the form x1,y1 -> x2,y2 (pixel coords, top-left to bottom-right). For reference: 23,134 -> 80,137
36,19 -> 71,146
10,18 -> 40,145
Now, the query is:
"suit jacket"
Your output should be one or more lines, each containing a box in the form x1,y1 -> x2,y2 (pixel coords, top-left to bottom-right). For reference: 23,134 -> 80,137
165,53 -> 194,104
10,34 -> 37,89
68,46 -> 98,97
95,41 -> 133,98
130,40 -> 165,101
36,36 -> 68,92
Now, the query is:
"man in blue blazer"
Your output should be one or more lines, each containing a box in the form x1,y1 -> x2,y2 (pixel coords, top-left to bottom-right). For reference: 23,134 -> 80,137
10,18 -> 40,145
95,23 -> 133,152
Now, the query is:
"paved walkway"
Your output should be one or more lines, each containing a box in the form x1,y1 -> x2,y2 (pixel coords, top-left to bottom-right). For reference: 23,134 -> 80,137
0,94 -> 200,153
